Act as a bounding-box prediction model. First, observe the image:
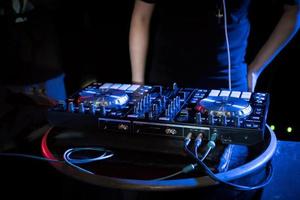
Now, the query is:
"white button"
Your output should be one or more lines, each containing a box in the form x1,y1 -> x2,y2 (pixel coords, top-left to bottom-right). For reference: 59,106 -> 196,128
119,84 -> 131,90
209,90 -> 220,96
230,91 -> 241,98
219,90 -> 230,97
100,83 -> 113,89
127,84 -> 140,91
110,84 -> 122,89
159,117 -> 170,121
241,92 -> 252,100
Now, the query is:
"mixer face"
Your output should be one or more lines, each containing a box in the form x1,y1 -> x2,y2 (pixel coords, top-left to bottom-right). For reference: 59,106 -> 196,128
48,82 -> 270,150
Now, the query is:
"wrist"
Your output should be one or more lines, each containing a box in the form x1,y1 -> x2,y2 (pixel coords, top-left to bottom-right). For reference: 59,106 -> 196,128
132,81 -> 144,85
248,63 -> 260,76
131,77 -> 144,85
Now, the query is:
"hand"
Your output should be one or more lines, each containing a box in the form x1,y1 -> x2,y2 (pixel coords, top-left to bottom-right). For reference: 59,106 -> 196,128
247,69 -> 259,92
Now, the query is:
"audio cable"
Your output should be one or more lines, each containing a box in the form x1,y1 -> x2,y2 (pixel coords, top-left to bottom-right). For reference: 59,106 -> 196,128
222,0 -> 232,91
0,152 -> 62,162
153,133 -> 208,181
0,147 -> 114,175
63,147 -> 113,174
184,133 -> 274,191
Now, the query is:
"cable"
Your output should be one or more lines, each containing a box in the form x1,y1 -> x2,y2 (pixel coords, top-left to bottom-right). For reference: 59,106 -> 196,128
184,136 -> 273,191
63,147 -> 114,174
1,126 -> 113,176
194,133 -> 203,158
200,147 -> 212,162
152,133 -> 200,181
63,148 -> 114,164
0,152 -> 62,162
222,0 -> 232,91
0,147 -> 114,175
152,170 -> 185,181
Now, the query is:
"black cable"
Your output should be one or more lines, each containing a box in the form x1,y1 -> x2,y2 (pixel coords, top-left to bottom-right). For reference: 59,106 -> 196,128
184,143 -> 273,191
0,152 -> 62,162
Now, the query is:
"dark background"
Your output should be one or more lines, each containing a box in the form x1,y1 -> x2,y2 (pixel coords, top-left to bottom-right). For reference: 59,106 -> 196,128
1,0 -> 296,139
0,1 -> 299,199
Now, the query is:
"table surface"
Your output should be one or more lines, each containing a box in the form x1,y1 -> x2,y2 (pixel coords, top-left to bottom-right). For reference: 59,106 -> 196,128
41,126 -> 277,191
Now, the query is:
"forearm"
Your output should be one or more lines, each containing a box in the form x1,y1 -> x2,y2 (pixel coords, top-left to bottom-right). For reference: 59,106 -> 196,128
129,1 -> 155,84
249,5 -> 300,74
129,19 -> 150,84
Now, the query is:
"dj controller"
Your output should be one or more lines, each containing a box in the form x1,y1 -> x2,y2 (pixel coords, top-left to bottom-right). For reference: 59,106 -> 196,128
48,82 -> 270,155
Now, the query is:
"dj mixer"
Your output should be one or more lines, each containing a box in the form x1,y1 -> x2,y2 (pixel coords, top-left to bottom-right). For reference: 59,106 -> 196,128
48,82 -> 270,155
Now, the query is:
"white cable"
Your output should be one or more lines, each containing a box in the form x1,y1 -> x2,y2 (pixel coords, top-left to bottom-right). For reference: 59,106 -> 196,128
201,147 -> 212,161
222,0 -> 232,91
63,147 -> 114,174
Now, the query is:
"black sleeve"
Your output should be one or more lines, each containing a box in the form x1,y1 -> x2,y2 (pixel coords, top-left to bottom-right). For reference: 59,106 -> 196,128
140,0 -> 156,3
283,0 -> 300,5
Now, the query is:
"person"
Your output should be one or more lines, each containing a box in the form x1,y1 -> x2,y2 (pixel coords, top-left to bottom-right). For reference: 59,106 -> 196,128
129,0 -> 300,92
0,0 -> 66,151
0,0 -> 66,101
129,0 -> 300,199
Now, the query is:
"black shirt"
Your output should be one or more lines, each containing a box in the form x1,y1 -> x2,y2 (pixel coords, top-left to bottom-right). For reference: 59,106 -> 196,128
140,0 -> 298,90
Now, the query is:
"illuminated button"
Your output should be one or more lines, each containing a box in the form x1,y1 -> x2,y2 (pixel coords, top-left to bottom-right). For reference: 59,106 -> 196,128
127,114 -> 138,118
99,83 -> 113,89
209,90 -> 220,97
241,92 -> 252,100
159,117 -> 171,121
219,90 -> 230,97
287,127 -> 293,133
110,84 -> 122,89
257,93 -> 266,97
230,91 -> 241,98
245,123 -> 252,128
255,95 -> 265,101
256,100 -> 263,104
251,116 -> 260,120
191,98 -> 198,103
127,84 -> 140,91
118,84 -> 131,90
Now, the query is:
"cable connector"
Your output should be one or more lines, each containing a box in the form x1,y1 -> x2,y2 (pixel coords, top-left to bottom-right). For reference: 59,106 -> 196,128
195,133 -> 203,148
182,164 -> 197,173
184,132 -> 193,146
207,141 -> 216,149
210,132 -> 218,142
207,131 -> 217,149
